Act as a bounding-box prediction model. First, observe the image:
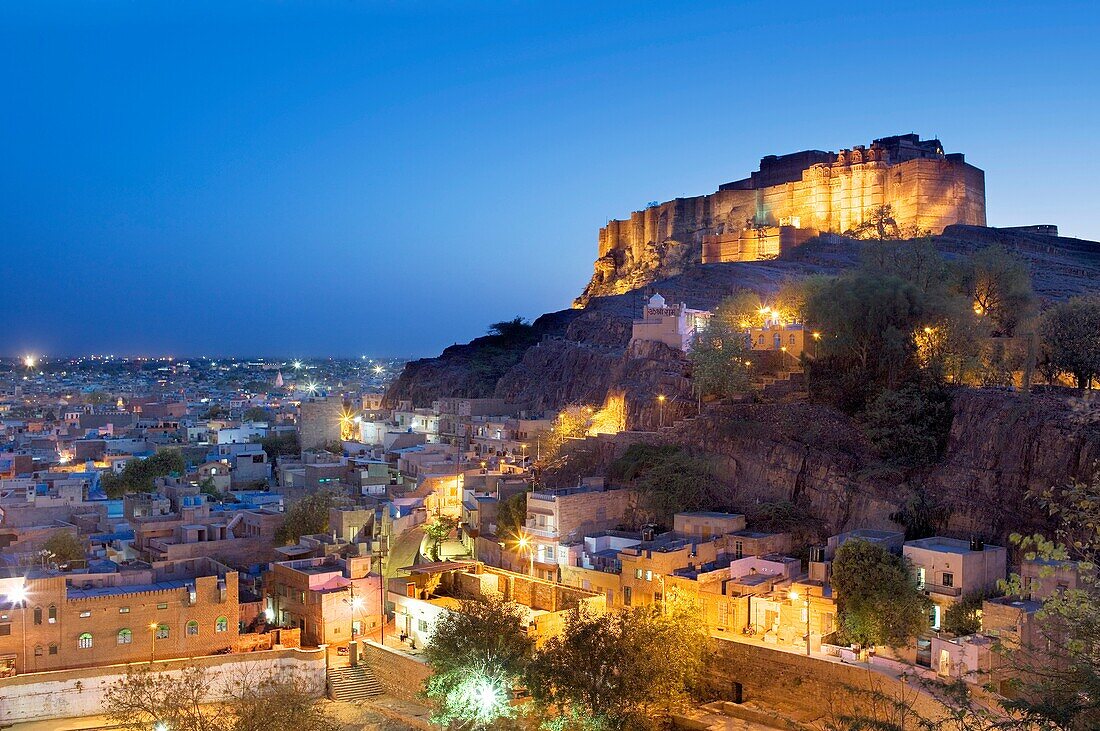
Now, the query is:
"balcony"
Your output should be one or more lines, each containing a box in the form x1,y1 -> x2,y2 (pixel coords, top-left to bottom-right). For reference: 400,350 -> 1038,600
920,582 -> 962,597
523,523 -> 559,539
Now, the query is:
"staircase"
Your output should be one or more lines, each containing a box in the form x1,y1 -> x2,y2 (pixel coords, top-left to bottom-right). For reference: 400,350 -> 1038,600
755,369 -> 806,400
327,664 -> 384,701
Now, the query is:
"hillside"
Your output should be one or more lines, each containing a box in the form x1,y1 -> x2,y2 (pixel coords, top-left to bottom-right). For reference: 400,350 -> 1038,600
386,226 -> 1100,412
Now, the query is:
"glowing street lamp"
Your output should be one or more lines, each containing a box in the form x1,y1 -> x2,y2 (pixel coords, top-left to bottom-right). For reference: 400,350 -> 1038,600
657,394 -> 666,428
516,536 -> 534,577
788,589 -> 811,656
149,622 -> 159,663
292,360 -> 303,370
23,355 -> 37,369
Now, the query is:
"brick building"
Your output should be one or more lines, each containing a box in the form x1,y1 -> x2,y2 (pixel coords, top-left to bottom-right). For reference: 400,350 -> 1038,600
0,557 -> 238,675
264,555 -> 383,647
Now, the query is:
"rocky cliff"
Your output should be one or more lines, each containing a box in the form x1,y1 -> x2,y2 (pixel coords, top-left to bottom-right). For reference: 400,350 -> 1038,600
569,388 -> 1100,544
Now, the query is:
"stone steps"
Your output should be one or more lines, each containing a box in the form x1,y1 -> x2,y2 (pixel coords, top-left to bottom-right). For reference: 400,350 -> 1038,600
327,664 -> 384,701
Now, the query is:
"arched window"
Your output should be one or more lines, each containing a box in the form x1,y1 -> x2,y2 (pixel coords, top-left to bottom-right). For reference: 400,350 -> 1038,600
155,624 -> 170,640
33,644 -> 43,656
215,616 -> 228,633
33,607 -> 42,625
78,632 -> 93,649
186,620 -> 199,637
48,643 -> 58,655
117,629 -> 132,645
47,605 -> 57,623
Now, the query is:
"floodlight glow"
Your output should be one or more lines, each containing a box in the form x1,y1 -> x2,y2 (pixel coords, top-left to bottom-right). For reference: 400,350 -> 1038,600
23,355 -> 37,369
7,585 -> 27,605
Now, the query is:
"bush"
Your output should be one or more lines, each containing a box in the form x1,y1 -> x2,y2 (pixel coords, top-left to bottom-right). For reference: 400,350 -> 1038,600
860,385 -> 953,468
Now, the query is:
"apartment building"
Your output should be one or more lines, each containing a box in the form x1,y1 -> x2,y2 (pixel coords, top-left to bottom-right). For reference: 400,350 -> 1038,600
264,555 -> 382,647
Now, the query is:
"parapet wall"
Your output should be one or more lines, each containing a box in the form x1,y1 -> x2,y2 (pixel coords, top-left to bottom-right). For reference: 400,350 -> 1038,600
0,646 -> 326,725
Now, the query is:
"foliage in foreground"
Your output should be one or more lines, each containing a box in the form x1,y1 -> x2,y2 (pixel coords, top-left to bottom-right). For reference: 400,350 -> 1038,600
527,597 -> 709,730
607,443 -> 720,527
274,488 -> 341,545
101,449 -> 185,498
104,664 -> 339,731
422,595 -> 535,729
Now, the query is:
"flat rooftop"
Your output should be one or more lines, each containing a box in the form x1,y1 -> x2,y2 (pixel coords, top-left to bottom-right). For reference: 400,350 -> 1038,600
905,536 -> 1001,554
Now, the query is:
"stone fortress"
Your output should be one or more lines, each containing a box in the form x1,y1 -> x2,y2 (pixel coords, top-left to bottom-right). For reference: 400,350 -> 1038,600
576,134 -> 987,306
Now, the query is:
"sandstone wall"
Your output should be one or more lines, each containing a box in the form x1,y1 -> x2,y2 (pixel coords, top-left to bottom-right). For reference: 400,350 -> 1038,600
358,640 -> 432,704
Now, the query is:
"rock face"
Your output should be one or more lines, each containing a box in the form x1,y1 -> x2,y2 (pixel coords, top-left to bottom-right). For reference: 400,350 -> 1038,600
580,389 -> 1100,543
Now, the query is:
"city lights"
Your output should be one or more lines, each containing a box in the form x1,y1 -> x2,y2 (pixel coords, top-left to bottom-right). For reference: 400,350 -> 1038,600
23,355 -> 37,369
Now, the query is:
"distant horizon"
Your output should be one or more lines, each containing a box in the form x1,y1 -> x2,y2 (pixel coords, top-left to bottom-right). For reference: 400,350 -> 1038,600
4,1 -> 1097,357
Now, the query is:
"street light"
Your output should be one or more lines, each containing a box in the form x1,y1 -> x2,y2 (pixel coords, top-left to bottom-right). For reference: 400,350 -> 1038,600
516,536 -> 534,577
149,622 -> 159,663
657,394 -> 666,429
788,590 -> 811,656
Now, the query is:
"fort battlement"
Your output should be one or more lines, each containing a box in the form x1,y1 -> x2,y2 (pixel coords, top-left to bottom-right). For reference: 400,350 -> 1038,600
577,134 -> 986,306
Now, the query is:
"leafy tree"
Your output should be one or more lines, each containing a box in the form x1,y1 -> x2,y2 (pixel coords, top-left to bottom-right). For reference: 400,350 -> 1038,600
86,390 -> 113,406
259,431 -> 300,461
1039,295 -> 1100,389
104,663 -> 339,731
998,469 -> 1100,730
941,590 -> 991,637
860,385 -> 954,468
203,404 -> 228,419
487,317 -> 532,339
528,596 -> 709,730
688,317 -> 752,403
422,595 -> 535,729
101,449 -> 185,498
274,489 -> 340,545
495,492 -> 528,540
425,516 -> 459,561
804,272 -> 924,412
958,245 -> 1035,337
831,539 -> 931,648
42,530 -> 84,564
845,204 -> 904,240
242,406 -> 271,422
712,289 -> 764,330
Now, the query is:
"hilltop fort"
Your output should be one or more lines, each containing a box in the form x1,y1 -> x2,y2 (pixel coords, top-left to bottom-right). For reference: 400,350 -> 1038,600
576,134 -> 986,305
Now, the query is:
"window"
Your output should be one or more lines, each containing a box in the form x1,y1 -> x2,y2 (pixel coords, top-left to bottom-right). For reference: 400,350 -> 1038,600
186,621 -> 199,636
117,629 -> 132,645
78,633 -> 93,649
0,623 -> 10,636
34,645 -> 43,657
79,611 -> 92,618
418,619 -> 428,633
48,605 -> 57,624
155,624 -> 170,640
48,644 -> 58,655
33,607 -> 42,625
215,616 -> 228,633
119,607 -> 130,614
623,586 -> 632,606
634,569 -> 642,579
645,570 -> 652,582
157,603 -> 168,610
942,573 -> 954,588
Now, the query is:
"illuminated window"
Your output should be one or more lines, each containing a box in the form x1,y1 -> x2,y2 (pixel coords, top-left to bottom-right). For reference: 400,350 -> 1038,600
119,607 -> 130,614
117,629 -> 132,645
157,603 -> 168,610
79,611 -> 91,618
186,621 -> 199,636
155,624 -> 170,640
634,569 -> 643,579
215,616 -> 228,633
645,570 -> 652,582
78,633 -> 93,649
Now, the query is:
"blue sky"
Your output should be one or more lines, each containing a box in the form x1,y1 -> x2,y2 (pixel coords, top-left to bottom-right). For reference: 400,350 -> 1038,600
2,1 -> 1097,358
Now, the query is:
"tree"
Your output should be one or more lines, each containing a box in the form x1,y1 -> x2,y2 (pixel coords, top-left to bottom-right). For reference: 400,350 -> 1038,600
422,595 -> 535,729
101,449 -> 186,498
941,590 -> 991,637
425,516 -> 459,561
486,317 -> 532,339
831,539 -> 931,648
958,245 -> 1035,337
608,444 -> 722,527
274,489 -> 340,545
846,204 -> 900,240
1040,295 -> 1100,389
42,530 -> 84,565
860,385 -> 953,468
688,317 -> 752,403
86,390 -> 113,406
203,404 -> 228,419
259,431 -> 300,462
805,272 -> 925,412
241,406 -> 271,422
997,469 -> 1100,730
712,289 -> 764,330
495,492 -> 528,540
104,663 -> 339,731
528,597 -> 709,730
